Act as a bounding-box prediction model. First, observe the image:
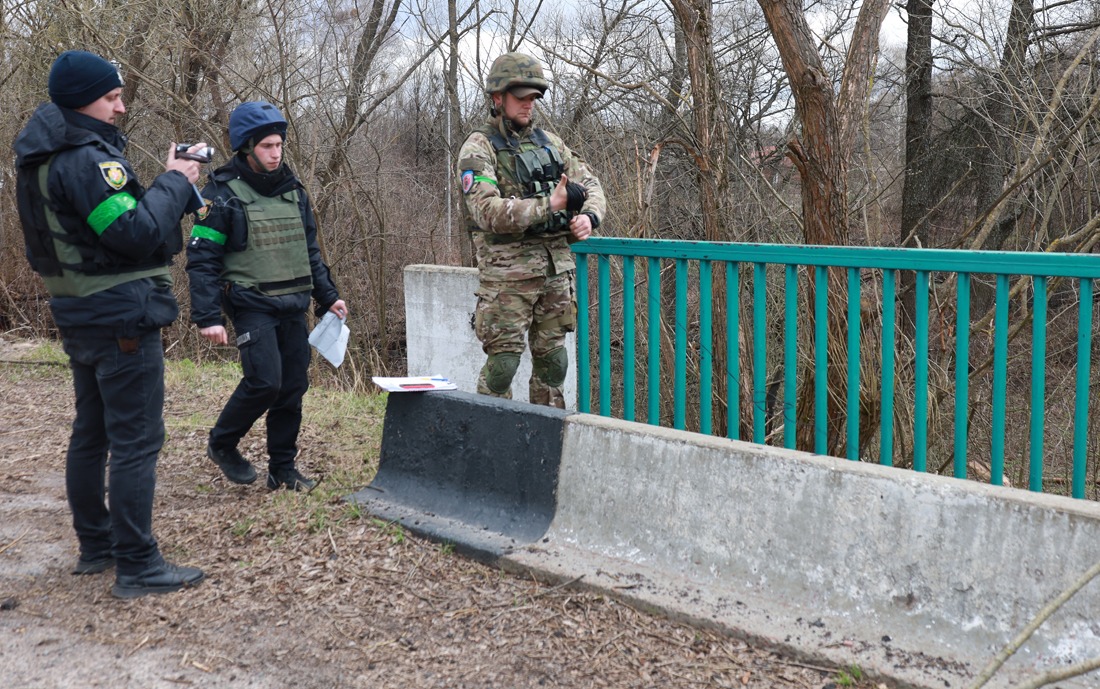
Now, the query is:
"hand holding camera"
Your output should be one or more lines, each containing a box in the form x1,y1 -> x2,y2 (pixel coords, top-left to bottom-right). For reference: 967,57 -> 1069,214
175,143 -> 215,163
166,143 -> 211,200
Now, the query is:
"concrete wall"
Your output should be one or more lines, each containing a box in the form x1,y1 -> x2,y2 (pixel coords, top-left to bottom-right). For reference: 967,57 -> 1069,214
403,265 -> 576,408
354,392 -> 1100,689
512,415 -> 1100,689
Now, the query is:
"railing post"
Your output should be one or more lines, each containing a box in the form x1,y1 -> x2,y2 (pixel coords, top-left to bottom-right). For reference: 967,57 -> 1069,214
914,271 -> 930,473
576,254 -> 590,413
846,268 -> 861,460
814,266 -> 828,455
880,270 -> 897,466
953,273 -> 971,479
647,258 -> 661,425
1029,277 -> 1048,492
622,257 -> 636,422
726,262 -> 741,440
753,263 -> 767,444
991,274 -> 1009,485
599,255 -> 611,416
699,260 -> 713,435
783,264 -> 798,449
674,259 -> 688,430
1073,278 -> 1093,499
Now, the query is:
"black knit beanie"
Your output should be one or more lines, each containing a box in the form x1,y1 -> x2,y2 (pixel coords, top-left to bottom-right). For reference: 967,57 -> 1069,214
48,51 -> 124,109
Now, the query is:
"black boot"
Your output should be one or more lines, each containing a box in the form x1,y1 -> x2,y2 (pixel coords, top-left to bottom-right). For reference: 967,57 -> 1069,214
72,554 -> 115,575
112,559 -> 205,599
207,443 -> 257,484
267,466 -> 317,492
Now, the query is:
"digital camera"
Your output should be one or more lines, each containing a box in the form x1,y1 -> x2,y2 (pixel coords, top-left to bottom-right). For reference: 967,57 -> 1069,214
175,144 -> 214,163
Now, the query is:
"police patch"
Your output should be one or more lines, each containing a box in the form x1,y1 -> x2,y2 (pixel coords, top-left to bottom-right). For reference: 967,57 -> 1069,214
461,170 -> 474,194
98,161 -> 127,190
196,199 -> 212,221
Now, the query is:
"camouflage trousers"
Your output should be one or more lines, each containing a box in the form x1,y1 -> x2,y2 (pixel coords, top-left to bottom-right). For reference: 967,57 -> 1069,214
474,271 -> 576,408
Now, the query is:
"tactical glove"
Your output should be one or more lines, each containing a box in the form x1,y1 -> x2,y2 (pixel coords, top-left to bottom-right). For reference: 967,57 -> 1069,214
565,182 -> 587,213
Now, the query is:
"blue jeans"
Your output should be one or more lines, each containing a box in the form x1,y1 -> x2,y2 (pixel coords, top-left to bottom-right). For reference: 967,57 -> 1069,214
62,330 -> 165,575
209,310 -> 310,469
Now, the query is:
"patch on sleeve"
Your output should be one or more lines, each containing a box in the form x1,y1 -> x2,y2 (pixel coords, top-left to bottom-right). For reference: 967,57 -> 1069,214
196,199 -> 212,221
458,156 -> 488,172
98,161 -> 128,190
461,170 -> 475,194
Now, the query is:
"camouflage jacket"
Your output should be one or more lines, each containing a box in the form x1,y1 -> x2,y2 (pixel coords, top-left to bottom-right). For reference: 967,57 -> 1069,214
457,115 -> 606,281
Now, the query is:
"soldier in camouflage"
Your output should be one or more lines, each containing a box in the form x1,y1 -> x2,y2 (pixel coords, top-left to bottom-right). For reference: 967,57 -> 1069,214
458,52 -> 607,408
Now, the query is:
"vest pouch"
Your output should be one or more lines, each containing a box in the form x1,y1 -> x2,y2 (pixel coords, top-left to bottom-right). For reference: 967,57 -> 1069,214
514,147 -> 563,198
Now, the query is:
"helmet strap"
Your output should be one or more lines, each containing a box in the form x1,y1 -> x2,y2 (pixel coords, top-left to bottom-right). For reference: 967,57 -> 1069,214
237,139 -> 269,174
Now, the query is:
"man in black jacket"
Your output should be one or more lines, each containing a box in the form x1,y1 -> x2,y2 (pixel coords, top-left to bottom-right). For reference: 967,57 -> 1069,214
14,50 -> 206,598
187,101 -> 347,492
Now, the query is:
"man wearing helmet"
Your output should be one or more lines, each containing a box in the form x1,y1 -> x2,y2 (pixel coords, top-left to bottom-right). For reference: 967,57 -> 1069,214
186,101 -> 347,491
457,52 -> 606,408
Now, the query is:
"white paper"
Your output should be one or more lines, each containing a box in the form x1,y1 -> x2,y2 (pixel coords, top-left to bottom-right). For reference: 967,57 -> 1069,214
308,312 -> 350,367
371,375 -> 457,392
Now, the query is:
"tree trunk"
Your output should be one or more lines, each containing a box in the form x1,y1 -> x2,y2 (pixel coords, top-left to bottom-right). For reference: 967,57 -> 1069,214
899,0 -> 935,331
757,0 -> 889,455
669,0 -> 730,242
975,0 -> 1034,251
446,0 -> 473,266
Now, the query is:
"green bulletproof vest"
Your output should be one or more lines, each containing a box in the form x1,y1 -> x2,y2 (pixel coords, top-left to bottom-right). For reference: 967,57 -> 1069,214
476,125 -> 571,243
222,178 -> 313,296
36,157 -> 169,298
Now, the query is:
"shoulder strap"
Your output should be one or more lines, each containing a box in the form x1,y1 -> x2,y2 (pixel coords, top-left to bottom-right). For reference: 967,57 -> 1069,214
37,153 -> 58,202
477,123 -> 517,152
529,128 -> 552,147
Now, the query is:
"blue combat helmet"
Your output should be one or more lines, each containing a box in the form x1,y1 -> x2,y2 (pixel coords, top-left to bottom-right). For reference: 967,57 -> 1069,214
228,101 -> 288,152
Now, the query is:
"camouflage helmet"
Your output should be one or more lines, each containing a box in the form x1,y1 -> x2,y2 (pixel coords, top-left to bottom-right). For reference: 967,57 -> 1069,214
485,52 -> 549,98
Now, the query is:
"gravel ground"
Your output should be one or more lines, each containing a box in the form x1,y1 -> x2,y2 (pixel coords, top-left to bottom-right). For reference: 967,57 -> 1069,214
0,336 -> 886,689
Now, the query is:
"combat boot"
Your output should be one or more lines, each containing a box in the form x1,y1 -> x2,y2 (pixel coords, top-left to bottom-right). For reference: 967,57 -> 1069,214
72,554 -> 115,575
112,559 -> 205,599
267,466 -> 317,492
207,443 -> 258,484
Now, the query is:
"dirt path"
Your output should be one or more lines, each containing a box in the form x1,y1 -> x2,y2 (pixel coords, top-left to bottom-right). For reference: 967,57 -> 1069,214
0,336 -> 879,689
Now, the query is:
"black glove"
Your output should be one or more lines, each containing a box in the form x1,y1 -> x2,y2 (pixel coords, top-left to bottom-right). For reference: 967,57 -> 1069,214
565,182 -> 587,213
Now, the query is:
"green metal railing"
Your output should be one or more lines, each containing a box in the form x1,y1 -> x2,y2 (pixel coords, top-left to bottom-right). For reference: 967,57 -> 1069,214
572,238 -> 1100,498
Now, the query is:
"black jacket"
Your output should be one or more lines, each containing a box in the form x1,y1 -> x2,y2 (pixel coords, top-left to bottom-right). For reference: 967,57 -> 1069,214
185,156 -> 340,328
13,102 -> 194,336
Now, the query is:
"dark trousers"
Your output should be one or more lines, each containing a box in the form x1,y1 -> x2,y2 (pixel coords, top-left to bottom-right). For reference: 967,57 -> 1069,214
209,310 -> 310,469
62,331 -> 164,576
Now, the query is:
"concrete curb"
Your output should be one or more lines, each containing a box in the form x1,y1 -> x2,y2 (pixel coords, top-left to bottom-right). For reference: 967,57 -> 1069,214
351,394 -> 1100,689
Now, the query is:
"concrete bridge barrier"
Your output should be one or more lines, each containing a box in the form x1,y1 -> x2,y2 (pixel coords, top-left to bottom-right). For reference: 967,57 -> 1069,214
353,391 -> 566,558
350,392 -> 1100,689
